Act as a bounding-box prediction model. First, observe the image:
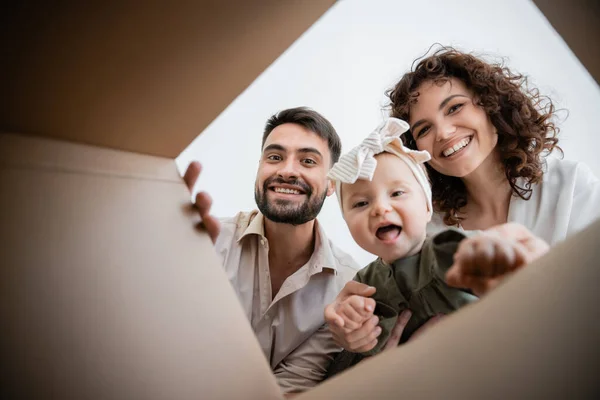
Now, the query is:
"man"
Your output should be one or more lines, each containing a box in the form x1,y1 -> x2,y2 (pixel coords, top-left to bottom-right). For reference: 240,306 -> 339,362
183,107 -> 360,393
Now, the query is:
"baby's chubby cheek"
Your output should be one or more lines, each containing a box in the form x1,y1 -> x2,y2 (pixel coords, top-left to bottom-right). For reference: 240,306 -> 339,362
342,214 -> 363,239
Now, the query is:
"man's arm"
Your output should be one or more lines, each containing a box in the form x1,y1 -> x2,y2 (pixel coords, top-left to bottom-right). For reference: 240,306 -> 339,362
272,324 -> 339,394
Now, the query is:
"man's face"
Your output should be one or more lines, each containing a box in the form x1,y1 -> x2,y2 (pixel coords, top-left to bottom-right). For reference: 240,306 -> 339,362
255,123 -> 334,225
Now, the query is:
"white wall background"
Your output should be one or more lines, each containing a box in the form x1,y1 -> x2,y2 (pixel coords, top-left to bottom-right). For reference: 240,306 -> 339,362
176,0 -> 600,267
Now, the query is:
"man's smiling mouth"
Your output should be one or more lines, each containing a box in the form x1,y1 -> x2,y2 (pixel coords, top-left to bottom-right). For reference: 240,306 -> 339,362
273,187 -> 302,194
269,184 -> 306,195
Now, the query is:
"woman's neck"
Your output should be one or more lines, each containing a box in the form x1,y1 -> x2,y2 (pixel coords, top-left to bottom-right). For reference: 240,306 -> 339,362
460,151 -> 513,229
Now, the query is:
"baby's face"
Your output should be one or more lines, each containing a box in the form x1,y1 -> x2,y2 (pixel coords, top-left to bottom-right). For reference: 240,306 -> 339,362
341,153 -> 430,264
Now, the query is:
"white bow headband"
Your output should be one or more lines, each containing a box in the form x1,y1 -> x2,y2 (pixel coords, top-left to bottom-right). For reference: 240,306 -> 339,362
327,118 -> 433,215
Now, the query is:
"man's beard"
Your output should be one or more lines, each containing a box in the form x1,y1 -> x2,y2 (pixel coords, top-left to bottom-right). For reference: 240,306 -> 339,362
254,177 -> 327,225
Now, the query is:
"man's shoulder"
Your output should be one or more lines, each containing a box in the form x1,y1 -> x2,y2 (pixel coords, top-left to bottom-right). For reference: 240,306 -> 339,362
215,210 -> 259,249
219,210 -> 258,227
317,231 -> 360,282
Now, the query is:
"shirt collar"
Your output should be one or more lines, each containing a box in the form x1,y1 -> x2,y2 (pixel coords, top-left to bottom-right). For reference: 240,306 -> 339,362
238,210 -> 266,242
237,211 -> 340,274
310,219 -> 340,274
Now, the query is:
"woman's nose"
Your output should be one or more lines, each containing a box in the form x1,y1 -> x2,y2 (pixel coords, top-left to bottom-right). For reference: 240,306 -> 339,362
436,119 -> 457,141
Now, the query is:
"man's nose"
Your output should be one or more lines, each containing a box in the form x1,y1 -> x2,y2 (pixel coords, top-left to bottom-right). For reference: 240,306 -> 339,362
277,158 -> 299,180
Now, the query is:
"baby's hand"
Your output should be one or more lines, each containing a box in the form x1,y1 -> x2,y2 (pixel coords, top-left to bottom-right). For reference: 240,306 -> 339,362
325,281 -> 376,330
325,281 -> 380,352
329,293 -> 375,331
446,223 -> 549,296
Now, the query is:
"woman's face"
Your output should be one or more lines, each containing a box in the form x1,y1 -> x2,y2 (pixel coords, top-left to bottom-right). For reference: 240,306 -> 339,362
408,78 -> 498,178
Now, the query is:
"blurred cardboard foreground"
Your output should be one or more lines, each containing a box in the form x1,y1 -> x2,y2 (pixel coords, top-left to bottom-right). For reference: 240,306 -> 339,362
0,1 -> 334,398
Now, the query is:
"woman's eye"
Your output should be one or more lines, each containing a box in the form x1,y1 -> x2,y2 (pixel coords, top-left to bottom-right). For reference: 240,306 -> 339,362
448,103 -> 464,114
416,126 -> 430,138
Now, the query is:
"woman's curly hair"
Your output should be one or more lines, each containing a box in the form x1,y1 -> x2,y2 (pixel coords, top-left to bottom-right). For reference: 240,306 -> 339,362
386,46 -> 562,226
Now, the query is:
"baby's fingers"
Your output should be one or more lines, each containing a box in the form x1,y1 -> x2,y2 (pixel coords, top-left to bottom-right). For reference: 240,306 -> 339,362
324,303 -> 345,328
338,302 -> 366,330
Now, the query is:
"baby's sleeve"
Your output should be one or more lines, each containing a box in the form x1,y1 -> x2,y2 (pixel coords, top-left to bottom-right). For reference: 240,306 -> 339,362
426,228 -> 472,282
353,261 -> 407,357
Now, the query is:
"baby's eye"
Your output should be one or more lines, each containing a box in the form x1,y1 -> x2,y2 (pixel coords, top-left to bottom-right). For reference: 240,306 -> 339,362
391,190 -> 405,197
352,200 -> 368,209
448,103 -> 464,115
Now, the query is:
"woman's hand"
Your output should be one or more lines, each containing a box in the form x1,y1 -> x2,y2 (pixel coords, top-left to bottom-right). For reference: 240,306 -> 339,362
446,223 -> 549,296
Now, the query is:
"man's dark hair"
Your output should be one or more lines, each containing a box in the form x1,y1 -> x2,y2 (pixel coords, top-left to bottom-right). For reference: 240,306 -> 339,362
262,107 -> 342,165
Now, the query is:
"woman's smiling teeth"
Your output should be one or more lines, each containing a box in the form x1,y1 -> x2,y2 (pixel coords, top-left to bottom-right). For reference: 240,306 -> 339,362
274,187 -> 302,194
442,136 -> 471,157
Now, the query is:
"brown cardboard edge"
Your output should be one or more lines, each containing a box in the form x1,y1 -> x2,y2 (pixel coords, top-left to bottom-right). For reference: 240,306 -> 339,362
0,132 -> 181,183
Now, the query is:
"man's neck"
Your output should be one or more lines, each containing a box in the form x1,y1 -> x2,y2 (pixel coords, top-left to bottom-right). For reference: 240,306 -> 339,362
264,217 -> 317,297
264,218 -> 316,266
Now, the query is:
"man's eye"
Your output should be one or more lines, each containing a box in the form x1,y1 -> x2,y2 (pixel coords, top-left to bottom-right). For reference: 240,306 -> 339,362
448,103 -> 464,115
352,201 -> 368,209
391,190 -> 405,197
267,154 -> 282,161
302,158 -> 317,165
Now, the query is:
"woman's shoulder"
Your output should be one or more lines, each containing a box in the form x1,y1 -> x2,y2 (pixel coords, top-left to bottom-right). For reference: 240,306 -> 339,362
517,156 -> 600,243
542,157 -> 598,187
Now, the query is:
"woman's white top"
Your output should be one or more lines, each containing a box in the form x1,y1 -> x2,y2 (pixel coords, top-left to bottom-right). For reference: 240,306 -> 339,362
427,157 -> 600,245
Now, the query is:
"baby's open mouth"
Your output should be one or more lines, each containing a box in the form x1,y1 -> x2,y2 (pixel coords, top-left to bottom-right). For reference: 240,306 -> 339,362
376,224 -> 402,241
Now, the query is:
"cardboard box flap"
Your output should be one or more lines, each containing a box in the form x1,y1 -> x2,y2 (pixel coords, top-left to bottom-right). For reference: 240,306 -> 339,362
533,0 -> 600,85
0,133 -> 283,399
0,1 -> 335,158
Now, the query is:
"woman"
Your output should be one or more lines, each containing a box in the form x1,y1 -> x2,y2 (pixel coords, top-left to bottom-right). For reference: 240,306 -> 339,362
387,47 -> 600,244
326,46 -> 600,358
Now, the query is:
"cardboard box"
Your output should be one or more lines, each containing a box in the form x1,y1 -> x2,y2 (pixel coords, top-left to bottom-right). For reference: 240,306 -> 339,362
0,2 -> 334,398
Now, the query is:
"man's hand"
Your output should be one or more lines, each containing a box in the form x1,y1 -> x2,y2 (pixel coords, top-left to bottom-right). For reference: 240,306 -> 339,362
446,223 -> 549,296
325,282 -> 379,352
183,161 -> 221,243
